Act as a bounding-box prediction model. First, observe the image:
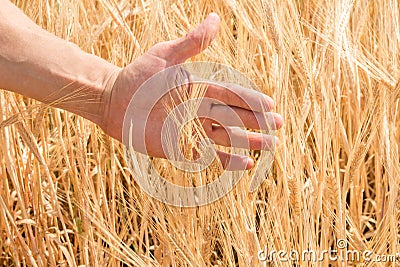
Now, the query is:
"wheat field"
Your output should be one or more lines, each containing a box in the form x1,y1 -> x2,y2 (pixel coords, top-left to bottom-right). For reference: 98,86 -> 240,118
1,0 -> 400,266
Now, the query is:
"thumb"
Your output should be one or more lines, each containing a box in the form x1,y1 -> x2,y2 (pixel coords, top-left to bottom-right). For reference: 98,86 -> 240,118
169,13 -> 220,63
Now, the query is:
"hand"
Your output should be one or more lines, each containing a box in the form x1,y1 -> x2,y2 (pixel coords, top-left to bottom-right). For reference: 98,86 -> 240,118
100,13 -> 283,170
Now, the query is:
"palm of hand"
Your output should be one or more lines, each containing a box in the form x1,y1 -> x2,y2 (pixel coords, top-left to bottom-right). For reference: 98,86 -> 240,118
101,13 -> 283,170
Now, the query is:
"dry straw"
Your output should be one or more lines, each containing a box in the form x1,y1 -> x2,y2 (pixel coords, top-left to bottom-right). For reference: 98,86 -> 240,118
1,0 -> 400,266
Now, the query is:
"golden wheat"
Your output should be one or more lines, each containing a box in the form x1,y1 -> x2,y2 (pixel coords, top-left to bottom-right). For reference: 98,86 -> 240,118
1,0 -> 400,266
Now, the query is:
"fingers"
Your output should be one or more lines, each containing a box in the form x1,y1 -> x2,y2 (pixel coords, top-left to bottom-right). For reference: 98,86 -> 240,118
205,82 -> 275,113
168,13 -> 220,63
208,125 -> 279,150
206,105 -> 283,131
216,150 -> 254,170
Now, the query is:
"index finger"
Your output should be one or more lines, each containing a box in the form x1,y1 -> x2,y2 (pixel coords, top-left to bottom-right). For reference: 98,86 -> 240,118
205,82 -> 275,112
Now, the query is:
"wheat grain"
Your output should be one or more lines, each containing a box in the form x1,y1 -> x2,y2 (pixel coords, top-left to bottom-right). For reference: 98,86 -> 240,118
1,0 -> 399,266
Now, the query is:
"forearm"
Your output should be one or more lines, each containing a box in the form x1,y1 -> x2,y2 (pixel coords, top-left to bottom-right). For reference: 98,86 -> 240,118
0,0 -> 120,125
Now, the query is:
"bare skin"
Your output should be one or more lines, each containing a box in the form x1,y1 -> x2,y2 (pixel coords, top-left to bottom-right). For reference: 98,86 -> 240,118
0,1 -> 283,170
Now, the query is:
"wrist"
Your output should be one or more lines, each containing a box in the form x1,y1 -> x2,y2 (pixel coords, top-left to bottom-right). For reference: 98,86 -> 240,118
44,41 -> 122,126
0,23 -> 121,126
0,0 -> 122,137
99,69 -> 128,141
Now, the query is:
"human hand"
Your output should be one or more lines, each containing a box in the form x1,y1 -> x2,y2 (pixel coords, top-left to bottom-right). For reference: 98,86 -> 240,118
100,13 -> 283,170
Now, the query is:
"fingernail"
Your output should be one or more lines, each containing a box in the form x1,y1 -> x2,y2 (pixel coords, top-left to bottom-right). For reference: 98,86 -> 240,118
274,113 -> 284,128
264,96 -> 275,110
246,157 -> 254,170
274,136 -> 280,147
